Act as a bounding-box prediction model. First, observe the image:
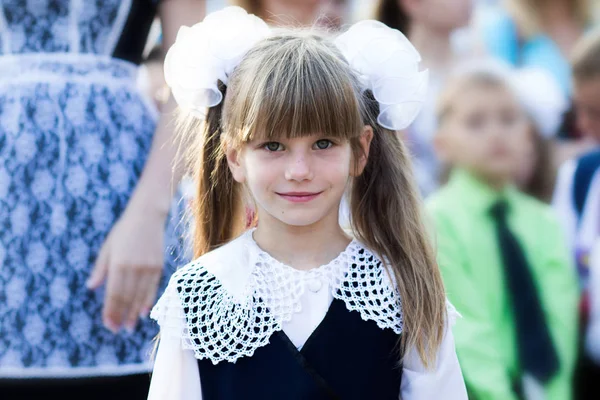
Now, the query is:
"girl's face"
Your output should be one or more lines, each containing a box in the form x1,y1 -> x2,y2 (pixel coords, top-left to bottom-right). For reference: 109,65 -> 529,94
403,0 -> 473,32
227,130 -> 371,229
436,84 -> 528,183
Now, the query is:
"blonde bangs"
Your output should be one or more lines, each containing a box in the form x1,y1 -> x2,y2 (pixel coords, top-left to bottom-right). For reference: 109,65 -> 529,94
222,33 -> 364,145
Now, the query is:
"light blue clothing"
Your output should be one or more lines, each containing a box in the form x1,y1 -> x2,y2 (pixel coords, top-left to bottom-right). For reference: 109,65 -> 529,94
481,8 -> 573,97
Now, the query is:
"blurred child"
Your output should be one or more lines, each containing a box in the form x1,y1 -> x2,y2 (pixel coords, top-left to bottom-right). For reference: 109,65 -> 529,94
553,28 -> 600,400
428,68 -> 579,400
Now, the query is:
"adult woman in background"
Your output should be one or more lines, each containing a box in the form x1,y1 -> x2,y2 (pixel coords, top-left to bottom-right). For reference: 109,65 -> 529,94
481,0 -> 595,163
482,0 -> 591,98
0,1 -> 204,399
231,0 -> 349,29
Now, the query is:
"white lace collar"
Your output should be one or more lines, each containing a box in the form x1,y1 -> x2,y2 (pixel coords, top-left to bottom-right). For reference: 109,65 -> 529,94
151,230 -> 403,364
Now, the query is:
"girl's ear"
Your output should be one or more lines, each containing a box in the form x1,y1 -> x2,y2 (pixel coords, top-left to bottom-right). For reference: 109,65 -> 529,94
351,125 -> 374,177
225,144 -> 246,183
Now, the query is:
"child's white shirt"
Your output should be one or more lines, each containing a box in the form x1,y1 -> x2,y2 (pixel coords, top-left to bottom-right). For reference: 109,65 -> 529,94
587,238 -> 600,363
553,159 -> 600,256
148,230 -> 467,400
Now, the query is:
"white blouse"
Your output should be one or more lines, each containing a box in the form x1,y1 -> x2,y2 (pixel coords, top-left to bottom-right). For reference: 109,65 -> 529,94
148,231 -> 468,400
587,239 -> 600,364
552,158 -> 600,255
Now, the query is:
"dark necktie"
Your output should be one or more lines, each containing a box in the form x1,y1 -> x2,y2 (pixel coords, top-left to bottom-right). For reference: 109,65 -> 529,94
490,200 -> 559,384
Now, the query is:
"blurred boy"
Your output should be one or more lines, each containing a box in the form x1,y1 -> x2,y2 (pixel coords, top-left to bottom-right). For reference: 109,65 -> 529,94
427,68 -> 579,400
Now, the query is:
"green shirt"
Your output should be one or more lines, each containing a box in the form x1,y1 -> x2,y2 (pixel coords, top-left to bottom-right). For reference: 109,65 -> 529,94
426,169 -> 579,400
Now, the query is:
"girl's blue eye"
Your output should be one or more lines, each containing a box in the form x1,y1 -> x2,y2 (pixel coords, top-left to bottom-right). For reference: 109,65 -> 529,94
314,139 -> 333,150
264,142 -> 283,151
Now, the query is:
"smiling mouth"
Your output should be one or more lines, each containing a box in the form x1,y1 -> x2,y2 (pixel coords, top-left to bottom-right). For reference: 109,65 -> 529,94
276,191 -> 323,203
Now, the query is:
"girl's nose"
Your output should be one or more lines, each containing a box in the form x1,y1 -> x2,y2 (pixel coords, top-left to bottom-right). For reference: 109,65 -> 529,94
284,152 -> 314,182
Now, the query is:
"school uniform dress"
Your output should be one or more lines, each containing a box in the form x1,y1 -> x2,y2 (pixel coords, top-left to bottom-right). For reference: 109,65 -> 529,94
426,169 -> 579,400
148,229 -> 468,400
0,0 -> 186,394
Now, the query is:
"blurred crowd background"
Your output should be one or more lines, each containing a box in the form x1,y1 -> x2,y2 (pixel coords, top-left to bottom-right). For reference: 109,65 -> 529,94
3,0 -> 600,399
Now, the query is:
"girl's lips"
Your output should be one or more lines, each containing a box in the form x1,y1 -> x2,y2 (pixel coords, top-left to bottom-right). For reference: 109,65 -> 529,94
276,192 -> 322,203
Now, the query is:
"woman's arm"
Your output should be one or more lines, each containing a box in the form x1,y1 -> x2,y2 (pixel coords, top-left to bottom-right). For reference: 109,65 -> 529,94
87,0 -> 206,332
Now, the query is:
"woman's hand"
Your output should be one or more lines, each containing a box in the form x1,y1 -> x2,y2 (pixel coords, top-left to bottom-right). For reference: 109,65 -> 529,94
85,0 -> 205,334
87,201 -> 167,333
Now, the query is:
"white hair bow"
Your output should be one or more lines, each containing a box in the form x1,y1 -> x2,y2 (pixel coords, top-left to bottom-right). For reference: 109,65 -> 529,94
164,7 -> 428,130
164,7 -> 270,117
334,20 -> 428,130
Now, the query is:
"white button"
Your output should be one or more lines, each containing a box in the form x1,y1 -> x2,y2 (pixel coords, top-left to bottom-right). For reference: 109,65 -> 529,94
307,279 -> 322,293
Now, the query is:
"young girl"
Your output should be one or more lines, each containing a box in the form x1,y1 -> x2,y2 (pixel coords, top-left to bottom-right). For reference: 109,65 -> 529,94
148,7 -> 467,399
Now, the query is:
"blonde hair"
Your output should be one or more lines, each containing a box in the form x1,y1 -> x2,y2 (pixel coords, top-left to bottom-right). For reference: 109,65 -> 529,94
179,29 -> 446,368
437,69 -> 514,125
505,0 -> 591,38
572,27 -> 600,81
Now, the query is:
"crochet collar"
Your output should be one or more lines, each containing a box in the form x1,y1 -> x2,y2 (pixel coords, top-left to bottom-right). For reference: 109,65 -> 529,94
152,230 -> 403,364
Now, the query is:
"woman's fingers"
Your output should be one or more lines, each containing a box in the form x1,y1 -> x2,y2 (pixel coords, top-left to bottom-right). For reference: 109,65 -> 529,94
125,270 -> 157,330
104,262 -> 163,333
87,243 -> 110,289
103,262 -> 134,333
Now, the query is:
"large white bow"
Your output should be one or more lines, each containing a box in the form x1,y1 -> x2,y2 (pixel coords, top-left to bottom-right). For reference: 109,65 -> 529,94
334,20 -> 428,130
164,6 -> 427,130
164,7 -> 270,117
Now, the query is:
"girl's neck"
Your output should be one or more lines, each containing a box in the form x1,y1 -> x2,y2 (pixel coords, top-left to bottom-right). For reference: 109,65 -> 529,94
408,23 -> 454,71
252,210 -> 351,271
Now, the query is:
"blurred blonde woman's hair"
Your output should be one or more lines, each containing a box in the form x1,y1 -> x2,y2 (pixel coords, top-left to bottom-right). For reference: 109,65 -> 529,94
505,0 -> 592,38
572,27 -> 600,81
176,29 -> 447,368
